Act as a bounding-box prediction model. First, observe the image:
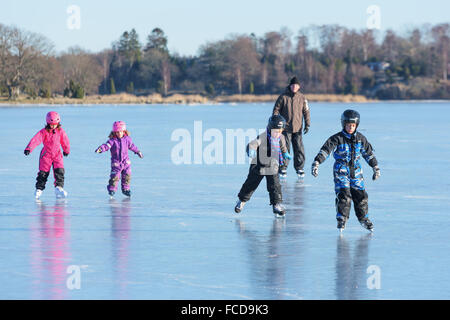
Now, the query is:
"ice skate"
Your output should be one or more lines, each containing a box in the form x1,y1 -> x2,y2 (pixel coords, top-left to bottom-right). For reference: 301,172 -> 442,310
108,190 -> 115,198
234,200 -> 246,213
279,169 -> 287,179
337,217 -> 347,232
122,189 -> 131,197
273,203 -> 286,218
55,186 -> 67,198
35,189 -> 43,200
359,217 -> 374,232
296,169 -> 305,179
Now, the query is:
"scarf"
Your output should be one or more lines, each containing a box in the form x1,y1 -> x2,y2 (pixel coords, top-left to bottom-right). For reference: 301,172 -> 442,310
267,130 -> 284,166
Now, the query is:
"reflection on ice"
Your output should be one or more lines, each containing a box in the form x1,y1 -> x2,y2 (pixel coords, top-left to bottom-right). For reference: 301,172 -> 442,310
31,200 -> 70,300
335,234 -> 373,300
1,102 -> 450,299
109,198 -> 131,299
235,219 -> 287,299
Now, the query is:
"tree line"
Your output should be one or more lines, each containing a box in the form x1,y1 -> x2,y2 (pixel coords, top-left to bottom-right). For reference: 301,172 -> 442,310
0,23 -> 449,100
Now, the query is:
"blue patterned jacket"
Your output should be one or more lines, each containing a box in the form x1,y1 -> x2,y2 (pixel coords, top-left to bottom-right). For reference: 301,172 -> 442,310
314,130 -> 378,179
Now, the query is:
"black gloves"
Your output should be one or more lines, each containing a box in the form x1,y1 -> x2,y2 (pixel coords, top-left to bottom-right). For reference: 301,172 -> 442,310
372,166 -> 380,181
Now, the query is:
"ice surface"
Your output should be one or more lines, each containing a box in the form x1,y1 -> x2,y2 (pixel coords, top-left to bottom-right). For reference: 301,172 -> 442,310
0,102 -> 449,299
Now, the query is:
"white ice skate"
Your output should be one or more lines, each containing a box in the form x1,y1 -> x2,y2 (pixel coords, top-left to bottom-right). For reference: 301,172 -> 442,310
55,186 -> 68,198
35,189 -> 43,200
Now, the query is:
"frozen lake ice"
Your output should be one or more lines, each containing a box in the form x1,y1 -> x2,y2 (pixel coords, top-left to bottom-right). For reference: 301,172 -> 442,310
0,101 -> 449,299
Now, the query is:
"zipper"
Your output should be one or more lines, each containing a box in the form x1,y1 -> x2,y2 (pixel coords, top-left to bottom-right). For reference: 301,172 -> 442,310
119,138 -> 122,162
349,137 -> 356,179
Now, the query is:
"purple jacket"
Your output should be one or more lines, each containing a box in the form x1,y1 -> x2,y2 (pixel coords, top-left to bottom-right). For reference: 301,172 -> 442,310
98,136 -> 140,164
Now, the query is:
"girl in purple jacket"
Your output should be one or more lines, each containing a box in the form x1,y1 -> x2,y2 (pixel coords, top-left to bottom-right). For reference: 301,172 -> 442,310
95,121 -> 143,197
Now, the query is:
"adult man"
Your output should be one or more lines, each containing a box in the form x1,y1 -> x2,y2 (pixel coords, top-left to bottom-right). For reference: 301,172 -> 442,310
272,76 -> 311,178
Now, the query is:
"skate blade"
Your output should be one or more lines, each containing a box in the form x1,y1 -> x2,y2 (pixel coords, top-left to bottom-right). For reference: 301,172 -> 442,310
274,213 -> 286,219
360,223 -> 374,233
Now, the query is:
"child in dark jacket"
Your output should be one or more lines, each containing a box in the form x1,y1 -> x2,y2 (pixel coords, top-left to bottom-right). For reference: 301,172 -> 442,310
311,109 -> 380,232
235,115 -> 292,217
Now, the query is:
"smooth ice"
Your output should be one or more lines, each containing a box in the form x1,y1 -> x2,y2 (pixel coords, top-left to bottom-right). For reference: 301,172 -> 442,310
0,102 -> 449,299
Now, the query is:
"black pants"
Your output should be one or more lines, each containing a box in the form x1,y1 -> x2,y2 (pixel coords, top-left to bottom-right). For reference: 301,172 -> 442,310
36,168 -> 65,190
238,165 -> 282,205
335,187 -> 368,221
280,131 -> 305,172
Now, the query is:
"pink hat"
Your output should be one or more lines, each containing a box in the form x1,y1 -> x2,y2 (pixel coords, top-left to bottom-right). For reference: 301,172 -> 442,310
113,121 -> 126,132
46,111 -> 60,125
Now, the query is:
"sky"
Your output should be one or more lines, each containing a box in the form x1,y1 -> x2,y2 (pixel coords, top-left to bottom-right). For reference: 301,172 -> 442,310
0,0 -> 448,56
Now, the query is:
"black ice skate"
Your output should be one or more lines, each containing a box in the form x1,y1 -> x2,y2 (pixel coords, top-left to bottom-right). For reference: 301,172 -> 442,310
337,217 -> 347,232
234,200 -> 246,213
279,169 -> 287,179
273,203 -> 286,218
359,217 -> 374,232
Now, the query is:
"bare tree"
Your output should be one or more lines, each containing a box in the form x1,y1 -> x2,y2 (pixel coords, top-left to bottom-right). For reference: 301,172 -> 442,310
431,24 -> 450,81
0,24 -> 53,99
226,36 -> 260,94
59,47 -> 103,95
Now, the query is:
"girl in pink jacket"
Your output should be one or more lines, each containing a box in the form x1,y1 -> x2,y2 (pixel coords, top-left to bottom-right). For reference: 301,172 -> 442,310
24,111 -> 70,199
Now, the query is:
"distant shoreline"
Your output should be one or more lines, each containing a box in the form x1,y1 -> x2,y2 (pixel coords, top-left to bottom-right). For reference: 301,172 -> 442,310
0,93 -> 448,107
0,93 -> 373,106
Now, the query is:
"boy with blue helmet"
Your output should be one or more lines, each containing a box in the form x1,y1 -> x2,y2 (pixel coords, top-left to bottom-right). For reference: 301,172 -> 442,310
311,109 -> 380,232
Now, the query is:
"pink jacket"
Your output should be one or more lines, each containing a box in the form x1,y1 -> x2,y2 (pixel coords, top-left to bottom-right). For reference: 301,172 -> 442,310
26,127 -> 70,156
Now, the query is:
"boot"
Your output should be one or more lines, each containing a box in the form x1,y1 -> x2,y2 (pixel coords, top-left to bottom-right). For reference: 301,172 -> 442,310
272,203 -> 286,217
35,189 -> 43,200
296,169 -> 305,179
337,217 -> 347,231
359,217 -> 374,232
55,186 -> 67,198
234,200 -> 246,213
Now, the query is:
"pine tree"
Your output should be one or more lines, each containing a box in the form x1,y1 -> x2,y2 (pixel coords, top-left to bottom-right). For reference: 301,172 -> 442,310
145,28 -> 168,53
109,78 -> 116,94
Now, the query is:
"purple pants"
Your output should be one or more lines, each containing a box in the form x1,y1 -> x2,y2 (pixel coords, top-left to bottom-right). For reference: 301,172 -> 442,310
107,160 -> 131,192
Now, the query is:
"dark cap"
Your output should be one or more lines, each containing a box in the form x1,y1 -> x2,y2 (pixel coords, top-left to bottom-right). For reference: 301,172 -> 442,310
289,77 -> 300,86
